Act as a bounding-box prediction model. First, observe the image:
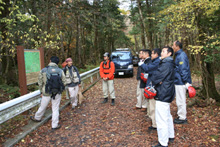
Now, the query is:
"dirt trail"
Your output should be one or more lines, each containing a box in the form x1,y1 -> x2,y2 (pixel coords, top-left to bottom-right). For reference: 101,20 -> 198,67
16,68 -> 220,147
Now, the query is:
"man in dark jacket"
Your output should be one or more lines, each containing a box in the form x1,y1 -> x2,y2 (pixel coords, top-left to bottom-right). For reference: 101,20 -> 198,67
172,41 -> 192,124
140,48 -> 161,131
152,47 -> 175,147
134,49 -> 151,112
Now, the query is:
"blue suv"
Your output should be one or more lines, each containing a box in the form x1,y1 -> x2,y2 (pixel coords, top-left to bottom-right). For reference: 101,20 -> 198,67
110,48 -> 133,77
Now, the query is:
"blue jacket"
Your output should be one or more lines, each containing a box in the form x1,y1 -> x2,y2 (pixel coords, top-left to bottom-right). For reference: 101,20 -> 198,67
152,57 -> 175,103
174,49 -> 192,85
140,56 -> 161,87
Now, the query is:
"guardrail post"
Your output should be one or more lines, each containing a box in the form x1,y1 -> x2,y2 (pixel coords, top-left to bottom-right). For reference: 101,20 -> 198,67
90,76 -> 93,83
81,82 -> 84,90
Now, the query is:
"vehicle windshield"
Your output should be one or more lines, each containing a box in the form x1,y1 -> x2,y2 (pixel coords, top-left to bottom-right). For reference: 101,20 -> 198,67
111,52 -> 131,60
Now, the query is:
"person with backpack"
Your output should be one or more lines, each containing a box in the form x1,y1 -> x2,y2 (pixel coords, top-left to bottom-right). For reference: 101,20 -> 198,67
100,52 -> 116,106
30,56 -> 66,130
63,58 -> 81,109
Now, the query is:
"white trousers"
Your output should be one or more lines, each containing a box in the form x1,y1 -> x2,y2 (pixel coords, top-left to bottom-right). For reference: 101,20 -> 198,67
102,80 -> 115,99
149,98 -> 156,128
175,85 -> 187,120
68,86 -> 79,107
136,80 -> 148,108
35,94 -> 61,128
155,101 -> 175,146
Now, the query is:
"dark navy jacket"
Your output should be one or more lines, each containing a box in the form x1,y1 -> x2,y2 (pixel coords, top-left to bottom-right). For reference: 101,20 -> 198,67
140,56 -> 161,87
151,57 -> 175,103
174,49 -> 192,85
136,59 -> 142,80
140,57 -> 151,88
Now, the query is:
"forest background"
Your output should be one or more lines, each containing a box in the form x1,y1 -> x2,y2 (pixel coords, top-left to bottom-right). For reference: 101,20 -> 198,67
0,0 -> 220,103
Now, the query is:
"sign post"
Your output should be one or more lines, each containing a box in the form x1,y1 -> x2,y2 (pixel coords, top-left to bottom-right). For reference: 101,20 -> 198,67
17,46 -> 28,95
17,46 -> 44,95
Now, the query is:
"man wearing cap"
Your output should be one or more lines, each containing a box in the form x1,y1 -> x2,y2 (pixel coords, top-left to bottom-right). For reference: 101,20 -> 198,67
63,58 -> 81,109
100,52 -> 116,106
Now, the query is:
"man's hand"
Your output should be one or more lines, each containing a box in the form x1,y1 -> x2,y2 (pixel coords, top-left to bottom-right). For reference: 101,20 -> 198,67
138,61 -> 144,66
185,83 -> 192,89
103,77 -> 108,81
78,84 -> 81,87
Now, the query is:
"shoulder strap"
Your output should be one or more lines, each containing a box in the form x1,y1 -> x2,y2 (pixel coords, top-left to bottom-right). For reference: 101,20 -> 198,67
102,61 -> 111,69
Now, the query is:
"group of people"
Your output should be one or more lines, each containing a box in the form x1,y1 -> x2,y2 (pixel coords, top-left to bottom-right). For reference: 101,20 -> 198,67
134,41 -> 192,147
31,56 -> 81,130
30,41 -> 192,147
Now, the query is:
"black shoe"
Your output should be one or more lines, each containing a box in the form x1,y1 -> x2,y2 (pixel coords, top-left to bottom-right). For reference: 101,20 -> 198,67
111,99 -> 115,106
101,98 -> 108,104
174,117 -> 188,124
30,116 -> 41,122
169,138 -> 175,143
152,142 -> 167,147
148,126 -> 157,130
52,124 -> 61,130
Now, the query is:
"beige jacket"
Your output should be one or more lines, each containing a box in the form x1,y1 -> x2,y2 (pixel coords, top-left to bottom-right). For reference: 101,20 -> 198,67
38,62 -> 66,96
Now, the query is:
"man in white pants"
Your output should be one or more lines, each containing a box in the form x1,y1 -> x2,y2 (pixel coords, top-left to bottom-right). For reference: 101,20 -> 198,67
151,47 -> 175,147
135,49 -> 151,112
63,58 -> 81,109
172,41 -> 192,124
134,50 -> 143,110
31,56 -> 66,130
100,52 -> 116,106
140,48 -> 161,131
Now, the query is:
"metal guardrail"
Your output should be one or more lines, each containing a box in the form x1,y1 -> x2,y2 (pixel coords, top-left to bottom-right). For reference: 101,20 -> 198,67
0,67 -> 100,124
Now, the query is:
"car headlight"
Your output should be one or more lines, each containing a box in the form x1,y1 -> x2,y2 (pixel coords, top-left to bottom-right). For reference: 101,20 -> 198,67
128,64 -> 133,69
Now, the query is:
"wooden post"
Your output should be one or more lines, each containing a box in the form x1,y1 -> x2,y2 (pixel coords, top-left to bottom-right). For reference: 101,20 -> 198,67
39,47 -> 45,69
17,46 -> 27,95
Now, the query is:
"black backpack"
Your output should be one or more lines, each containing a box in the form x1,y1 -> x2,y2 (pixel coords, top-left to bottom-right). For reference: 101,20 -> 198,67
45,66 -> 65,99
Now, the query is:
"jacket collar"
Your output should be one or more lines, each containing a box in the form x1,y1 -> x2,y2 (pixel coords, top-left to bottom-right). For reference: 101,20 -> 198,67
152,56 -> 160,62
161,56 -> 173,63
48,62 -> 58,67
175,49 -> 183,55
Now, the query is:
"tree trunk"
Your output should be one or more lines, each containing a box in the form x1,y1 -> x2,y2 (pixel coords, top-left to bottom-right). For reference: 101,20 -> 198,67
134,34 -> 139,52
145,0 -> 153,49
197,10 -> 220,102
0,0 -> 10,84
137,0 -> 146,49
200,56 -> 220,101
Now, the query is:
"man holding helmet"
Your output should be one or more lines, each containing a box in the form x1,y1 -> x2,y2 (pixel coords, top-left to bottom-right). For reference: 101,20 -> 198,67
99,52 -> 116,106
172,41 -> 192,124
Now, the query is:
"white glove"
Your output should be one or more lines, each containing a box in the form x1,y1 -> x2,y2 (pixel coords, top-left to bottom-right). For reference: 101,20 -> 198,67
185,83 -> 192,89
138,61 -> 144,66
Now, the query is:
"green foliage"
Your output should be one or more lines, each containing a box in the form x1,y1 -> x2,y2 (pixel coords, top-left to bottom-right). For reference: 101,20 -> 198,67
159,0 -> 220,63
0,84 -> 20,99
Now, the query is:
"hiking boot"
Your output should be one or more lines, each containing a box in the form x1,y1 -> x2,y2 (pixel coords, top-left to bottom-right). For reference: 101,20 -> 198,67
111,99 -> 115,106
169,138 -> 175,143
148,126 -> 157,130
174,117 -> 188,124
141,108 -> 147,112
133,107 -> 141,110
101,98 -> 108,104
52,124 -> 61,130
152,142 -> 167,147
30,116 -> 41,122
